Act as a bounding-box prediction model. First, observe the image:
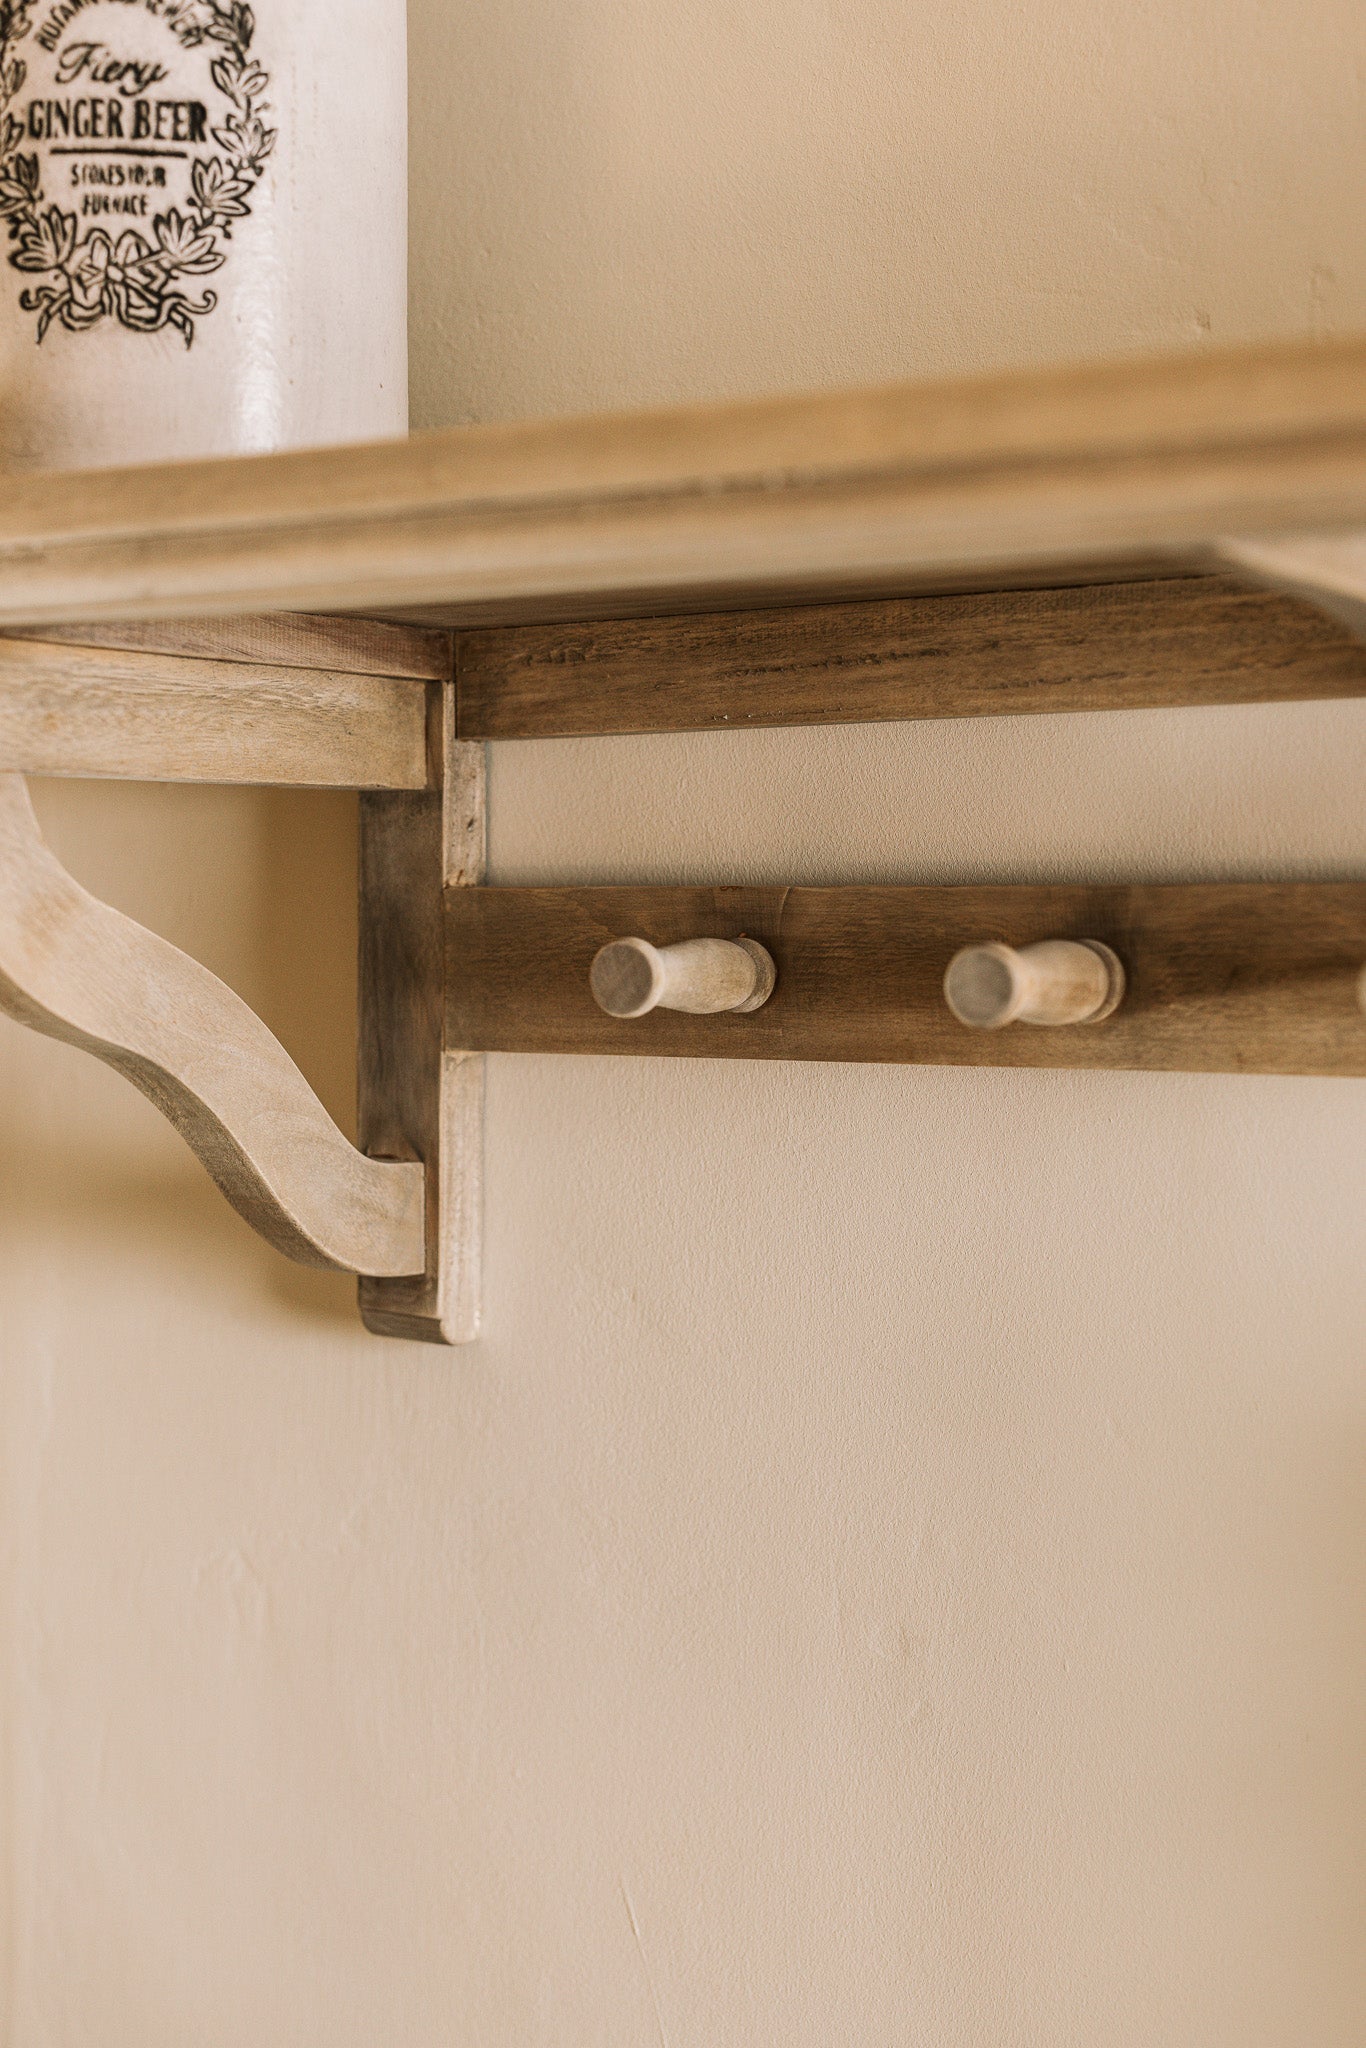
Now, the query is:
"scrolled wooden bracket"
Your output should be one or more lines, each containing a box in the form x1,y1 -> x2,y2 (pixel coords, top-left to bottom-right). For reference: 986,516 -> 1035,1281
0,615 -> 485,1344
0,771 -> 426,1275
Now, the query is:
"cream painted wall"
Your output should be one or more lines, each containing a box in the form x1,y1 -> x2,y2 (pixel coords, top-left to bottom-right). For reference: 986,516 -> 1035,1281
4,1 -> 1366,2041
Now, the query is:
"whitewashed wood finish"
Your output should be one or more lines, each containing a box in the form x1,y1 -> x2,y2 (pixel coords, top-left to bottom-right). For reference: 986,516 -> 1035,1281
0,774 -> 425,1276
429,1046 -> 485,1347
0,636 -> 430,789
435,739 -> 487,1347
943,940 -> 1126,1030
1,337 -> 1366,627
1,613 -> 451,681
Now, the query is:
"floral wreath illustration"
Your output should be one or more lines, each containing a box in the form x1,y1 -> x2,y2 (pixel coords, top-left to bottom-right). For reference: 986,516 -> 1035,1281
0,0 -> 274,345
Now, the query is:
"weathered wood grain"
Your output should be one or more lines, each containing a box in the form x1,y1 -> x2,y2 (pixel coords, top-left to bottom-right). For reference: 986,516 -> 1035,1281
359,687 -> 485,1345
0,611 -> 451,680
0,636 -> 431,788
0,336 -> 1365,627
446,883 -> 1366,1077
0,773 -> 426,1274
454,575 -> 1366,737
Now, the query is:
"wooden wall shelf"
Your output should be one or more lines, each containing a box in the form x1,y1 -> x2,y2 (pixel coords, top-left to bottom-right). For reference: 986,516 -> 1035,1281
0,332 -> 1365,630
3,334 -> 1366,1340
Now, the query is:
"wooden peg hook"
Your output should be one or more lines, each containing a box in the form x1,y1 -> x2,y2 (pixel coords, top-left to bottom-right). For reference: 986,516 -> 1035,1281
944,939 -> 1126,1030
591,935 -> 777,1018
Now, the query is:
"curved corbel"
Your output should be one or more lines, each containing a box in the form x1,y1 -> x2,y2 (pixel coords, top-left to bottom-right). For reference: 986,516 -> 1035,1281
0,774 -> 425,1276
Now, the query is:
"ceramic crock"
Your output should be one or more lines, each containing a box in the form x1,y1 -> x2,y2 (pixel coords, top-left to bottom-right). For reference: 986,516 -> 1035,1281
0,0 -> 407,468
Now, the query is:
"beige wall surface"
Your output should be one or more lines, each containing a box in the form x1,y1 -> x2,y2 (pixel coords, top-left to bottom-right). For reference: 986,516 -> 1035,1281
5,1 -> 1366,2040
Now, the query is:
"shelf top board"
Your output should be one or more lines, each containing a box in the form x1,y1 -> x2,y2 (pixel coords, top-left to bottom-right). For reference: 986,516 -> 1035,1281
1,334 -> 1365,630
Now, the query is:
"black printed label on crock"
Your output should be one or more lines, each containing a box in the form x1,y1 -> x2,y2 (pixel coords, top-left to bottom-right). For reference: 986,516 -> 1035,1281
0,0 -> 273,346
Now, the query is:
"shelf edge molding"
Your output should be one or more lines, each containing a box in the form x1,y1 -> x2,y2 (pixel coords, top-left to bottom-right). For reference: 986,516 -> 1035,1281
3,335 -> 1366,627
0,774 -> 426,1277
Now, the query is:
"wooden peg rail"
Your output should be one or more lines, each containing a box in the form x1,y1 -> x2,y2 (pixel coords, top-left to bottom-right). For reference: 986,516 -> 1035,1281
6,333 -> 1366,1340
445,885 -> 1366,1076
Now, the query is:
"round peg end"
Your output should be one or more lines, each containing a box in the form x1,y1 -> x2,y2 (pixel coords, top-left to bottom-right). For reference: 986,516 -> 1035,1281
591,938 -> 668,1018
943,942 -> 1030,1029
945,939 -> 1125,1030
590,935 -> 777,1018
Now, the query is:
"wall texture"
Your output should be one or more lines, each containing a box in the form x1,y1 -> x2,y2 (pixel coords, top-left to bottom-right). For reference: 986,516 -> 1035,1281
5,2 -> 1366,2041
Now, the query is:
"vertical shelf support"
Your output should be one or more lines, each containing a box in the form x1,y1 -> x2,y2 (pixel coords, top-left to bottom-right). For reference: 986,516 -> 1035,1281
359,681 -> 486,1344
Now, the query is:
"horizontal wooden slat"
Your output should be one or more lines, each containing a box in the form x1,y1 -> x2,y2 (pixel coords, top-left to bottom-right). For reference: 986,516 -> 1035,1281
455,574 -> 1366,737
446,883 -> 1366,1076
1,337 -> 1366,627
0,611 -> 451,680
0,638 -> 431,789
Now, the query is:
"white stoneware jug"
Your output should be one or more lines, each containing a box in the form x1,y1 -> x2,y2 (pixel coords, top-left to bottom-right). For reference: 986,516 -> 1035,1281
0,0 -> 407,468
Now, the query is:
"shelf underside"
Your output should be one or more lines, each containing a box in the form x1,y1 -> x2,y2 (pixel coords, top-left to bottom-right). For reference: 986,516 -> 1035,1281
2,572 -> 1365,782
